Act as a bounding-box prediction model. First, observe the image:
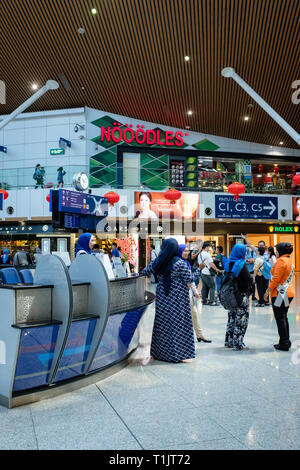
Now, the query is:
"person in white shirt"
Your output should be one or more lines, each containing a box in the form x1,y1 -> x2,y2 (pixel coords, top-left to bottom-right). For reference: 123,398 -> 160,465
268,246 -> 277,265
198,242 -> 221,305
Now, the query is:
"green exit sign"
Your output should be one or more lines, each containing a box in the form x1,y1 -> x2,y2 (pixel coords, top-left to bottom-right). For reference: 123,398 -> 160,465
50,148 -> 65,155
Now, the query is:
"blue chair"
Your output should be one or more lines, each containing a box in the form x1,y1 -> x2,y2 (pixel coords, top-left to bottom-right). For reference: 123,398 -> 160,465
1,268 -> 22,284
19,269 -> 34,285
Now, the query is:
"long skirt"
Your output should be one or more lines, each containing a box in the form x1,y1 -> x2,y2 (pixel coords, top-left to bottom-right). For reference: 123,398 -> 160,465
225,295 -> 249,350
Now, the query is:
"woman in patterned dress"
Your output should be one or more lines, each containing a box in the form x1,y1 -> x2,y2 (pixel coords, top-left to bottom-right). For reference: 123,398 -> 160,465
142,238 -> 195,363
224,244 -> 254,351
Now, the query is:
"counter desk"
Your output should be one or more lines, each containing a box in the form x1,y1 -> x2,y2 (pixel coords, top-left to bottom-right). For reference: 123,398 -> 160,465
0,254 -> 155,408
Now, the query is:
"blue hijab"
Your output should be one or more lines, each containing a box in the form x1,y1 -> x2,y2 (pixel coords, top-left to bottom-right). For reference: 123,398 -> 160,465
178,244 -> 191,270
151,238 -> 180,295
225,244 -> 247,278
75,233 -> 93,256
1,248 -> 10,263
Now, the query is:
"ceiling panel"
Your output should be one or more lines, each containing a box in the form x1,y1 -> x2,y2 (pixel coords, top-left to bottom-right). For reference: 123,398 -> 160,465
0,0 -> 299,147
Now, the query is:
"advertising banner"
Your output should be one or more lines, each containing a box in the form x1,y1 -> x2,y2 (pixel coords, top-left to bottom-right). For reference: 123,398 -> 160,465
292,197 -> 300,221
134,191 -> 200,219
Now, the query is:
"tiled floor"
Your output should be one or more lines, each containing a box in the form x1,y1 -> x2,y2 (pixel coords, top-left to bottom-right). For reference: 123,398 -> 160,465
1,274 -> 300,450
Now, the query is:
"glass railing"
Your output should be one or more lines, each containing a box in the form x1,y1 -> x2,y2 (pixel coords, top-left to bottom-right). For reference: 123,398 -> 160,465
120,167 -> 300,195
0,165 -> 88,190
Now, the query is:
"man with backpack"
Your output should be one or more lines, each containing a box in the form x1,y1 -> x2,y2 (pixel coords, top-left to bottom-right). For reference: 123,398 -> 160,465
198,241 -> 222,306
33,164 -> 45,189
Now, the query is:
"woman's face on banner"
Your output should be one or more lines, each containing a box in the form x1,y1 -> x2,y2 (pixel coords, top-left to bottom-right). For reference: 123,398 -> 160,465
140,194 -> 151,211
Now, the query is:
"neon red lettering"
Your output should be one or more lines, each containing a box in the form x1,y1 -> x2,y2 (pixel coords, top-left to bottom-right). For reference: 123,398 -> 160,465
165,131 -> 174,146
135,129 -> 146,144
156,130 -> 165,146
112,127 -> 122,143
100,126 -> 111,142
123,128 -> 134,144
146,130 -> 156,145
174,131 -> 183,146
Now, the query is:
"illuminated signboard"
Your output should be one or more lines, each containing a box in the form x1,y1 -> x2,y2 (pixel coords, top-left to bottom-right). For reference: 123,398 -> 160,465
50,148 -> 65,155
100,123 -> 189,147
269,225 -> 299,233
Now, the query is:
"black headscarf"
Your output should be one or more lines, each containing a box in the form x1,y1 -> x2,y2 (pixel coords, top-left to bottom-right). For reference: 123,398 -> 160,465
151,238 -> 180,295
276,243 -> 293,257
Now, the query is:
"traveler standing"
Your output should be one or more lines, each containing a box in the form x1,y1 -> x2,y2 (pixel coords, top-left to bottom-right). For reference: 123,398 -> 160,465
141,238 -> 195,363
198,242 -> 221,305
214,246 -> 226,295
264,243 -> 294,351
268,246 -> 277,265
1,248 -> 12,265
150,244 -> 158,283
245,246 -> 257,301
57,167 -> 66,188
33,164 -> 45,189
13,248 -> 29,267
224,244 -> 254,350
254,246 -> 269,306
179,245 -> 211,343
110,242 -> 121,259
75,233 -> 96,257
187,243 -> 202,289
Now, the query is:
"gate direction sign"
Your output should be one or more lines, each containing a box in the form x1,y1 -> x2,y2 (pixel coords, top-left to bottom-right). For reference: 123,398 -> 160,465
215,195 -> 278,220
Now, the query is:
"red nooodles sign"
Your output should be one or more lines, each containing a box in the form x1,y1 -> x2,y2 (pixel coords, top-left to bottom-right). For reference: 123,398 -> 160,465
100,123 -> 188,147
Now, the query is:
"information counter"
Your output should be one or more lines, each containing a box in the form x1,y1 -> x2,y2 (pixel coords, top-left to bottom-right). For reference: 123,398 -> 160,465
0,254 -> 155,408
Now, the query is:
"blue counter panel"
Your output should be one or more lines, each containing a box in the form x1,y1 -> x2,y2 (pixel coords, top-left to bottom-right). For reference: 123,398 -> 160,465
53,318 -> 97,383
89,306 -> 146,373
13,325 -> 60,392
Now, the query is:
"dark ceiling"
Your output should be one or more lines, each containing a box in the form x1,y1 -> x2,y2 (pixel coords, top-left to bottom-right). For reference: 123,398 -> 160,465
0,0 -> 299,147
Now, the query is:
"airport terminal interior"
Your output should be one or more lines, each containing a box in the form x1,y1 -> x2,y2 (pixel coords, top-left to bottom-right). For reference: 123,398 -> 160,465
0,0 -> 299,453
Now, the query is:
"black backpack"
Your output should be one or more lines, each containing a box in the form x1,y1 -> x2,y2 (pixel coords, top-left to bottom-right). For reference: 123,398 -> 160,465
218,271 -> 243,310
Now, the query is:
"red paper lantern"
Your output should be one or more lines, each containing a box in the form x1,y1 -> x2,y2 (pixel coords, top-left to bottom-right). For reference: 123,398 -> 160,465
293,174 -> 300,187
228,182 -> 245,202
258,164 -> 263,174
273,165 -> 279,174
164,188 -> 182,204
46,194 -> 50,203
104,191 -> 120,206
0,189 -> 8,200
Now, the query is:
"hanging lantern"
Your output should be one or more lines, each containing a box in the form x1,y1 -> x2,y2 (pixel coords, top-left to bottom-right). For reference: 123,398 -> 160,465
104,191 -> 120,207
292,165 -> 297,175
164,188 -> 182,204
258,164 -> 263,174
228,182 -> 245,202
293,174 -> 300,187
273,165 -> 279,174
0,189 -> 8,200
46,194 -> 50,203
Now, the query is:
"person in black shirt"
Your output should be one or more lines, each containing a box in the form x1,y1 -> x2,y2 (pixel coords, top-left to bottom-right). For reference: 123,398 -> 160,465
224,244 -> 254,351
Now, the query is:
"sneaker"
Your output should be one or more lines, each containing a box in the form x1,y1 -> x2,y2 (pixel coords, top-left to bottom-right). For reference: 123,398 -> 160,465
256,303 -> 264,307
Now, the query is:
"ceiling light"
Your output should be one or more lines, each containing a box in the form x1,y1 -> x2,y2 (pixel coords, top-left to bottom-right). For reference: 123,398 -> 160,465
32,84 -> 38,90
91,8 -> 97,14
279,141 -> 284,145
187,110 -> 193,116
184,56 -> 190,62
244,116 -> 249,121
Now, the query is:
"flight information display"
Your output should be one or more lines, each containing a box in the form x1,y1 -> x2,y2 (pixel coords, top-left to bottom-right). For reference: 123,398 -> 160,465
50,189 -> 108,231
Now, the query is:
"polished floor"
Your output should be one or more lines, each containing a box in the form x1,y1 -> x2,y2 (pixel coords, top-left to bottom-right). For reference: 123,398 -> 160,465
1,275 -> 300,450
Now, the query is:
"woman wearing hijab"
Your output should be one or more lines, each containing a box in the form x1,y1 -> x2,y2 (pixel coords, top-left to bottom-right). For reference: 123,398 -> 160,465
264,243 -> 294,351
142,238 -> 195,363
179,245 -> 211,343
224,244 -> 254,351
1,248 -> 12,265
75,233 -> 96,257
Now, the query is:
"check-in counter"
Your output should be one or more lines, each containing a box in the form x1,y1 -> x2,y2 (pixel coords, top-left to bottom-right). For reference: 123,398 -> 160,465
0,254 -> 154,408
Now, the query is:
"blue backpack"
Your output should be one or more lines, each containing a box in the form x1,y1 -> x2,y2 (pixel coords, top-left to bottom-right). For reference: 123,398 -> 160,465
262,259 -> 272,280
